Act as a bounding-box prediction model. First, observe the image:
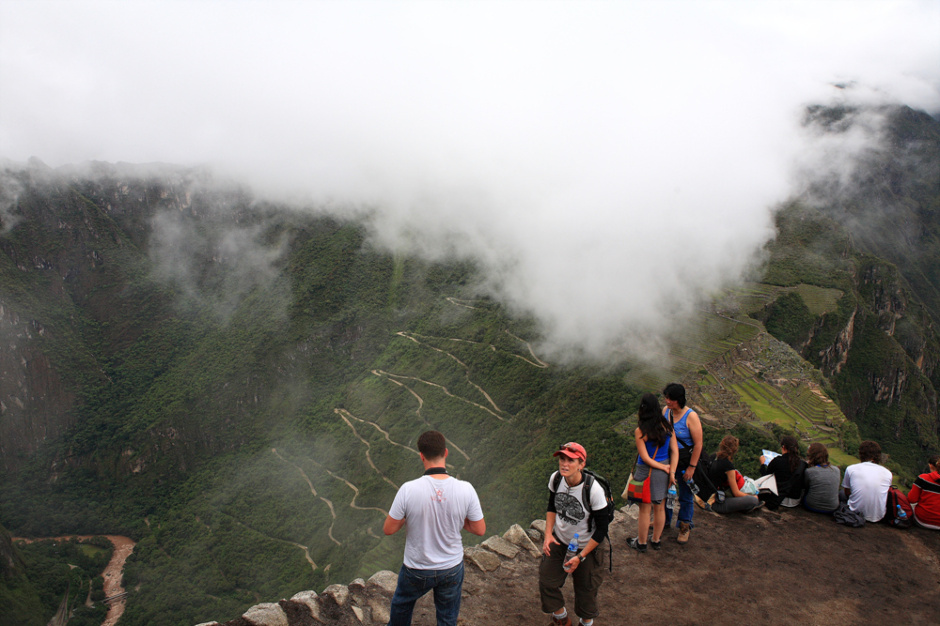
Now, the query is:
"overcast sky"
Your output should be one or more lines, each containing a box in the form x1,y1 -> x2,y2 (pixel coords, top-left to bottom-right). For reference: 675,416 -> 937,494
2,0 -> 939,363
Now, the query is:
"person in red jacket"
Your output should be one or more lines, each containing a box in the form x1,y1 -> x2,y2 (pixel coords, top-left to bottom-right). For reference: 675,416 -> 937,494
908,455 -> 940,530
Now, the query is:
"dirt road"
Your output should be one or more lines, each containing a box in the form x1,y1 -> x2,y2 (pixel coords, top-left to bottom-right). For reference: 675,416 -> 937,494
13,534 -> 136,626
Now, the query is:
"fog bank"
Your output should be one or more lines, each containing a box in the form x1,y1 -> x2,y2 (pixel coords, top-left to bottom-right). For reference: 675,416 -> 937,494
2,1 -> 938,362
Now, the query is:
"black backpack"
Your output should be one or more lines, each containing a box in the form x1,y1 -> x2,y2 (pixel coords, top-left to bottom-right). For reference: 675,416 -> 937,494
551,469 -> 615,571
691,452 -> 721,500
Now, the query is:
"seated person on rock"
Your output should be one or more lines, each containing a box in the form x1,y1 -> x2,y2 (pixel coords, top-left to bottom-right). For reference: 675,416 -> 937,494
842,440 -> 892,523
758,436 -> 806,510
707,435 -> 762,514
908,455 -> 940,530
801,443 -> 841,514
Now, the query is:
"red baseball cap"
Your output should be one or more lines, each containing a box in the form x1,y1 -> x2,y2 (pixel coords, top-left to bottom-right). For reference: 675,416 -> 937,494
553,442 -> 586,461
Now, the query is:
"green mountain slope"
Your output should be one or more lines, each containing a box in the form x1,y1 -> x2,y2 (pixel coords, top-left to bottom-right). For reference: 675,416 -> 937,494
0,104 -> 937,625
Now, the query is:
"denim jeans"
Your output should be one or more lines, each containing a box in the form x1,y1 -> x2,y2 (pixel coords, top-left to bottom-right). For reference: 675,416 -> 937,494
664,476 -> 695,526
388,562 -> 464,626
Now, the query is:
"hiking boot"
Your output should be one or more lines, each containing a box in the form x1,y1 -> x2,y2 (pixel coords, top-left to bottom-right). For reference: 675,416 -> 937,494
550,613 -> 572,626
627,537 -> 647,552
677,521 -> 691,544
650,539 -> 662,550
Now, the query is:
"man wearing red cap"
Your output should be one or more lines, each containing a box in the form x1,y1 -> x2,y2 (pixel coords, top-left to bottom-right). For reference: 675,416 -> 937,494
539,442 -> 609,626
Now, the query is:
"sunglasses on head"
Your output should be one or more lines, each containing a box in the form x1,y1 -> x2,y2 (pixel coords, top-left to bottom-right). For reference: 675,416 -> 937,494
558,444 -> 581,455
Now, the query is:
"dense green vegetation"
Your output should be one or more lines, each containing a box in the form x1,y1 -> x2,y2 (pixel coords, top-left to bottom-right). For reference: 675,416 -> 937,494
758,195 -> 939,482
0,103 -> 937,625
0,169 -> 647,624
0,534 -> 111,626
757,291 -> 816,348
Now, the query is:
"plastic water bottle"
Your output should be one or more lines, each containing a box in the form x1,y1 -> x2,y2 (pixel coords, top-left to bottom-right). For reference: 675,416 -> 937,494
563,533 -> 579,572
666,485 -> 678,526
896,504 -> 907,524
685,478 -> 700,496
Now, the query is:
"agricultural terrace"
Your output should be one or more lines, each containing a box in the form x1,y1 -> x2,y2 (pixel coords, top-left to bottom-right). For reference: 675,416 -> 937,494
622,284 -> 854,457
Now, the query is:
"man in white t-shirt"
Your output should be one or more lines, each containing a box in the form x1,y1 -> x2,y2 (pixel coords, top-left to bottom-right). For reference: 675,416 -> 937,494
842,440 -> 893,523
384,431 -> 485,626
539,442 -> 610,626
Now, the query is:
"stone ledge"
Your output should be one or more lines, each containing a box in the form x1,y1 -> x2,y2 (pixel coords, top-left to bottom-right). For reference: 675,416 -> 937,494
204,518 -> 552,626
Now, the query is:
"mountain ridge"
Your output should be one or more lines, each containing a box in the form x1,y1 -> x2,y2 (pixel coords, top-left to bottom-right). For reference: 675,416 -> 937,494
1,103 -> 939,625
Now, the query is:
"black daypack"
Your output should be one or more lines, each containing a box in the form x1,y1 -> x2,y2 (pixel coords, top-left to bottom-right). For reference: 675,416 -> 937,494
551,469 -> 615,571
692,452 -> 721,500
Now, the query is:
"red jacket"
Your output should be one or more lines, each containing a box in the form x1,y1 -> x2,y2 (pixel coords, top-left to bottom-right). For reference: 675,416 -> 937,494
907,471 -> 940,527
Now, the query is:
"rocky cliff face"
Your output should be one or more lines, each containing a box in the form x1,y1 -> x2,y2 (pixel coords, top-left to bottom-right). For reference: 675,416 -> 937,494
816,306 -> 856,376
779,105 -> 940,465
0,523 -> 24,580
0,161 -> 269,475
0,302 -> 79,471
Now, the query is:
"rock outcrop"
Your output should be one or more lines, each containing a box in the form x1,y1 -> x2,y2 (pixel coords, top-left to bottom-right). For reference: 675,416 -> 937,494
195,519 -> 558,626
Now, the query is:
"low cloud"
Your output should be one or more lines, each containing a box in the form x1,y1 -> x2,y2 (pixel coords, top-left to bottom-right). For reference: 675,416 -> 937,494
2,1 -> 938,363
149,208 -> 289,323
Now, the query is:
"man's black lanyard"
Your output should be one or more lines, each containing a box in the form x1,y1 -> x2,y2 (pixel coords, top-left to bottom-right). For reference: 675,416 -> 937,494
423,467 -> 448,476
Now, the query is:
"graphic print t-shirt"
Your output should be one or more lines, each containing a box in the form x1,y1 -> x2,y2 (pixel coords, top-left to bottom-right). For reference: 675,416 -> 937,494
388,475 -> 483,570
548,471 -> 607,550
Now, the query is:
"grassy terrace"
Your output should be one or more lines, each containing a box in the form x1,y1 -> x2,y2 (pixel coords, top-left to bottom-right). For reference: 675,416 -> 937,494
624,282 -> 854,460
723,282 -> 843,317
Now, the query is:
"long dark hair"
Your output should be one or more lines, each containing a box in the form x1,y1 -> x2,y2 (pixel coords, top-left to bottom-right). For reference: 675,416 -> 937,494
781,436 -> 801,473
637,393 -> 671,447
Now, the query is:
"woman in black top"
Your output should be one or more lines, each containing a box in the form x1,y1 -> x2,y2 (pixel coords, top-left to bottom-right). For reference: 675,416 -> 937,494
759,436 -> 806,510
709,435 -> 762,514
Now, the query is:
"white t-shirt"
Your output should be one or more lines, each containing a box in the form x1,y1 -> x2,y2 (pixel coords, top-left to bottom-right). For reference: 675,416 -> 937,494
548,471 -> 608,550
842,461 -> 892,522
388,475 -> 484,570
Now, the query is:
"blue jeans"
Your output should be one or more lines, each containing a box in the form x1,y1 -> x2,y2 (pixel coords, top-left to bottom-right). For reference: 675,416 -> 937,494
665,477 -> 694,526
388,562 -> 464,626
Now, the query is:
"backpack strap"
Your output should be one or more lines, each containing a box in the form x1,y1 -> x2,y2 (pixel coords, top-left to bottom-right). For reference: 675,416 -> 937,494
581,470 -> 613,572
551,471 -> 593,529
914,475 -> 940,494
583,472 -> 596,531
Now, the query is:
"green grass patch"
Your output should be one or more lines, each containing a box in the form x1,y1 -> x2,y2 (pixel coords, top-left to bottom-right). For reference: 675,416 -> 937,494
791,284 -> 844,316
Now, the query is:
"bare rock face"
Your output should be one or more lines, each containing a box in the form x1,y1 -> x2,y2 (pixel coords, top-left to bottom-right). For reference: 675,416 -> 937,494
322,584 -> 349,607
529,519 -> 546,537
464,545 -> 501,572
481,535 -> 520,559
242,603 -> 288,626
366,570 -> 398,595
503,523 -> 541,558
287,591 -> 321,622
